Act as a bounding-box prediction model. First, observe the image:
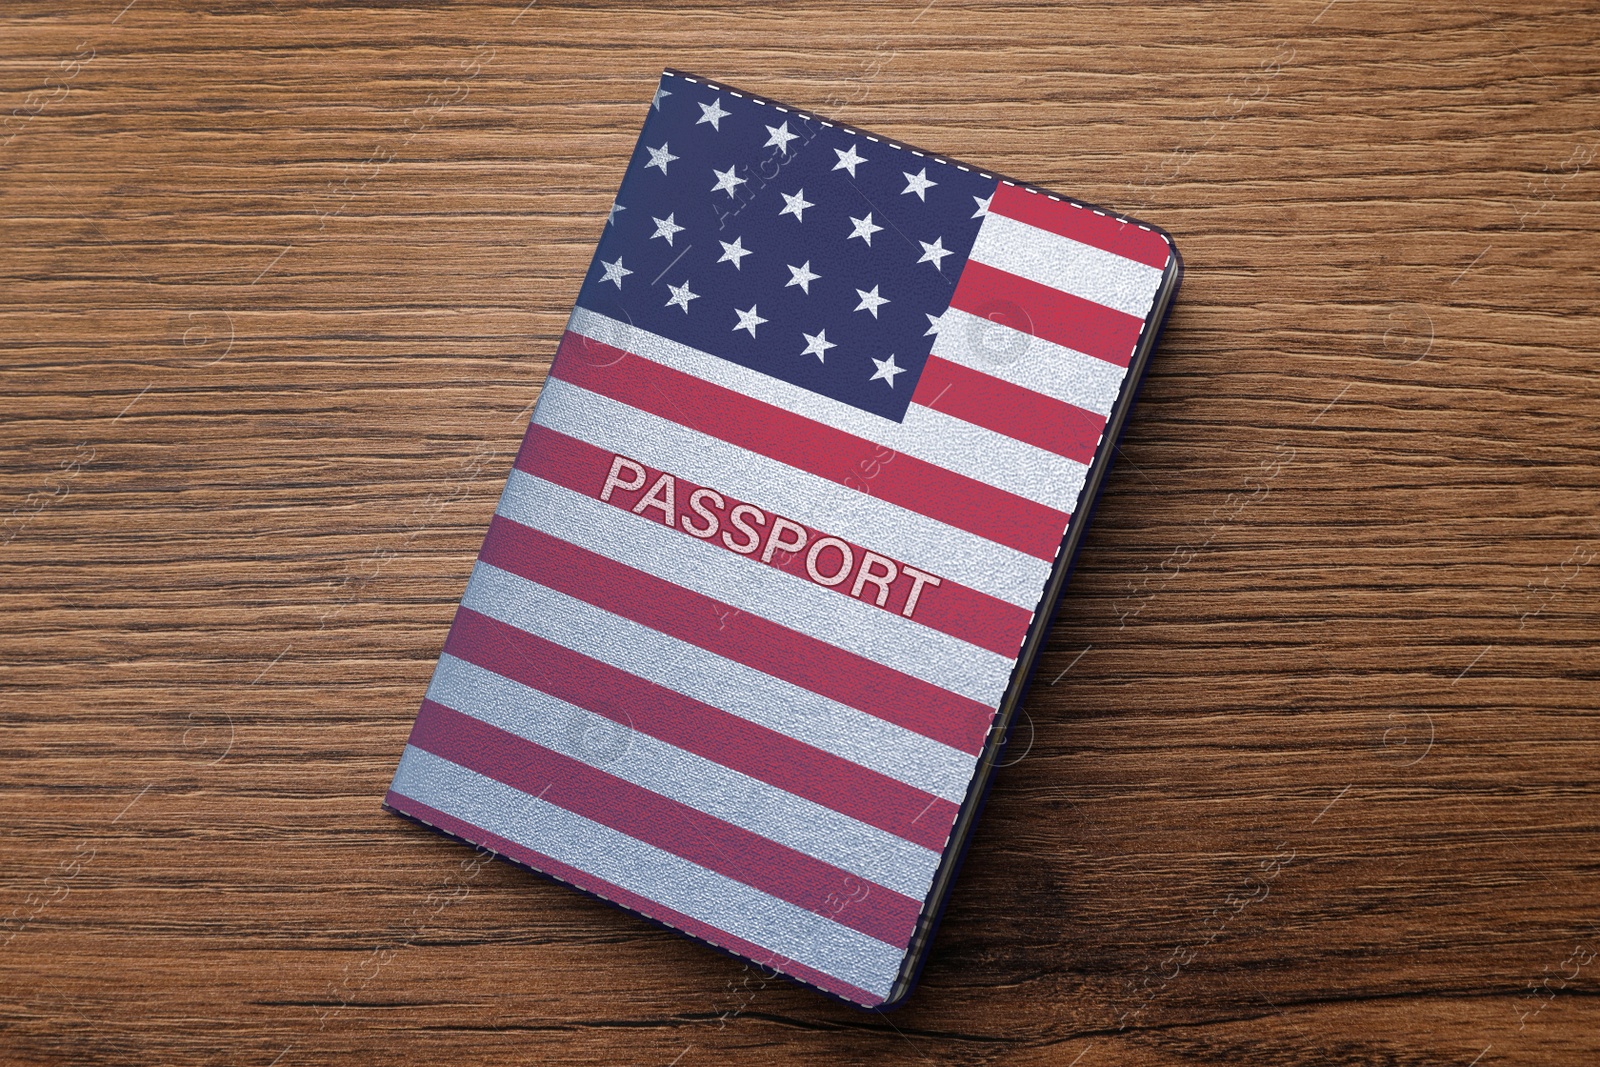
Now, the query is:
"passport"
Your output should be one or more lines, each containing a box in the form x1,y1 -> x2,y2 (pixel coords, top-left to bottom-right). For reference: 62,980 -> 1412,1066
386,69 -> 1182,1008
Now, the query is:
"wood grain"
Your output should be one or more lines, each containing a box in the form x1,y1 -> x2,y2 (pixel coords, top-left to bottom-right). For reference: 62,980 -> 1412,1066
3,1 -> 1597,1064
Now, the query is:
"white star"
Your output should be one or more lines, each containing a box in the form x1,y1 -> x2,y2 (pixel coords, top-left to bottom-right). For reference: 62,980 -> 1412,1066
732,304 -> 767,338
972,193 -> 992,218
711,164 -> 747,198
652,86 -> 671,110
598,257 -> 632,288
697,97 -> 730,130
607,200 -> 624,226
902,168 -> 938,200
854,285 -> 890,318
779,188 -> 814,222
665,280 -> 699,313
870,353 -> 906,387
833,144 -> 867,177
918,236 -> 952,270
848,213 -> 883,246
764,121 -> 799,154
645,142 -> 678,174
650,213 -> 685,245
718,236 -> 752,269
801,329 -> 836,362
925,310 -> 948,336
786,260 -> 820,294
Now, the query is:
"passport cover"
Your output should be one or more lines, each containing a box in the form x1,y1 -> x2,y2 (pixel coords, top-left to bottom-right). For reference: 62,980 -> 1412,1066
385,69 -> 1182,1009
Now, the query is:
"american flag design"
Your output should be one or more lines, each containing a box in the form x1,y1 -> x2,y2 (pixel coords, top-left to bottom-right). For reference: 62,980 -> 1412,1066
386,70 -> 1180,1008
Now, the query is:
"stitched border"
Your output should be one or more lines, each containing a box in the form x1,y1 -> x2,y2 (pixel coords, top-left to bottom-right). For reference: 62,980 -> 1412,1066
665,69 -> 1174,250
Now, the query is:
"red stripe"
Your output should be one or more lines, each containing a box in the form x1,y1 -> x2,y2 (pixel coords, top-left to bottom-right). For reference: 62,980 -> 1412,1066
478,514 -> 996,755
989,182 -> 1173,269
446,603 -> 961,849
404,703 -> 920,948
513,422 -> 1033,658
912,356 -> 1108,466
548,332 -> 1067,561
385,791 -> 888,1006
951,260 -> 1145,369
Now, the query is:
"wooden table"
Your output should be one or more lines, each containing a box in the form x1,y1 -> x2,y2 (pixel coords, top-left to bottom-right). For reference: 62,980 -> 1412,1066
3,2 -> 1596,1063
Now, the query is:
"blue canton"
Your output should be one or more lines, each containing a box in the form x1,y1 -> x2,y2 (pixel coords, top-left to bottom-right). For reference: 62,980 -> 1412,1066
574,71 -> 997,423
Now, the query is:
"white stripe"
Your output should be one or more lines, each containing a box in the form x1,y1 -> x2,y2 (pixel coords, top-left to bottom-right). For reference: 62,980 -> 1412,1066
930,307 -> 1129,418
391,747 -> 901,998
971,210 -> 1165,319
463,561 -> 975,801
426,654 -> 941,899
534,376 -> 1052,609
902,403 -> 1085,509
567,306 -> 1087,514
496,467 -> 1012,706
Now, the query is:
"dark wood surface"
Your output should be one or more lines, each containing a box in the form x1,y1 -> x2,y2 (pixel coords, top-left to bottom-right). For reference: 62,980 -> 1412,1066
3,2 -> 1597,1063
